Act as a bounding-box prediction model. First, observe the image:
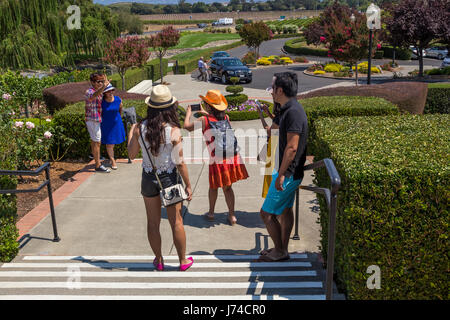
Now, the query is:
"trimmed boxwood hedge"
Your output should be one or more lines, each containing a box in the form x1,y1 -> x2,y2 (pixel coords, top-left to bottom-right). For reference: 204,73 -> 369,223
283,38 -> 328,57
0,119 -> 19,262
300,96 -> 400,154
424,84 -> 450,114
53,100 -> 186,159
313,114 -> 449,299
109,58 -> 168,91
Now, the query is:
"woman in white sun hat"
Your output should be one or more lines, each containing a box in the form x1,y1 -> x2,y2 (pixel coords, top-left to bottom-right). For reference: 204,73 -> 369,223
127,85 -> 194,272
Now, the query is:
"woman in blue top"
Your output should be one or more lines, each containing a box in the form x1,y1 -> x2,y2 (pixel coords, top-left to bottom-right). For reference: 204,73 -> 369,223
101,85 -> 126,170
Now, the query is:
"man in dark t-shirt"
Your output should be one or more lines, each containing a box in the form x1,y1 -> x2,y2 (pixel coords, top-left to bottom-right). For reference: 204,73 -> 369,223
259,72 -> 308,262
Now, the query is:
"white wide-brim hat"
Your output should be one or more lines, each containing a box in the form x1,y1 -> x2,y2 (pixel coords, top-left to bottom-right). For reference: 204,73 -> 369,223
145,85 -> 177,109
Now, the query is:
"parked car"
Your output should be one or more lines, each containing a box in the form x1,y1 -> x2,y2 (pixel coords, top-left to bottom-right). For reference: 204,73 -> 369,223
209,57 -> 252,84
410,46 -> 426,60
425,46 -> 448,60
441,55 -> 450,68
197,23 -> 208,28
211,51 -> 230,59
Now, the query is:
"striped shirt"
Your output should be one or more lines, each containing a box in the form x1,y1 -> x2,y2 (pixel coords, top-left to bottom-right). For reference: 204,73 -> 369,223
85,87 -> 102,122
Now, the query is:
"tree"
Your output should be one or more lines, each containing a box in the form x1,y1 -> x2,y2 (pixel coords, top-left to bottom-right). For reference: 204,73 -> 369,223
303,19 -> 324,46
385,0 -> 446,77
148,26 -> 181,85
103,36 -> 150,90
238,22 -> 273,65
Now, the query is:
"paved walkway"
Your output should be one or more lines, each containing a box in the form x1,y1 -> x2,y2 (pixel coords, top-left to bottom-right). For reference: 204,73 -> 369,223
0,75 -> 346,300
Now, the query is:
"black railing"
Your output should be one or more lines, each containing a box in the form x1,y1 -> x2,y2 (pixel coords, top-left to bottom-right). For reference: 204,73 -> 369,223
0,162 -> 60,242
293,158 -> 341,300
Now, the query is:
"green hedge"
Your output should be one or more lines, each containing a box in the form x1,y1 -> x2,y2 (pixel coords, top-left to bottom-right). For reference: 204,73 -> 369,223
283,38 -> 328,57
313,114 -> 449,299
109,58 -> 168,90
424,85 -> 450,114
381,46 -> 411,60
301,96 -> 400,154
53,100 -> 185,159
0,119 -> 19,262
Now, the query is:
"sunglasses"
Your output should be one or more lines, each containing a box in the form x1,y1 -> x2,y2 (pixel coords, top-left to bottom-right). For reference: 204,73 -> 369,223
266,85 -> 275,94
95,80 -> 105,84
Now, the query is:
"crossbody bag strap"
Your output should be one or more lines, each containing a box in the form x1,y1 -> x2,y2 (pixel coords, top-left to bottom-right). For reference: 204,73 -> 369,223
139,126 -> 164,190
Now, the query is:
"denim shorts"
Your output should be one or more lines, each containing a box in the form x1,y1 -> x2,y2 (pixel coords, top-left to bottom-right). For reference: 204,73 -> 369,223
141,169 -> 179,198
261,170 -> 302,215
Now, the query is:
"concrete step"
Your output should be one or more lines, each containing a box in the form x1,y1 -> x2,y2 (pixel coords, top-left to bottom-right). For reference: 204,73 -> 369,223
0,253 -> 344,300
127,80 -> 153,95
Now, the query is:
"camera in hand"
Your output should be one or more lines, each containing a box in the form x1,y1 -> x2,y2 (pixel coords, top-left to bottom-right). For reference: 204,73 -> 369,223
190,104 -> 201,111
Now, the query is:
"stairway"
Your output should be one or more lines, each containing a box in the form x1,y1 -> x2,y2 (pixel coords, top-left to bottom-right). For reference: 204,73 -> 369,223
0,253 -> 344,300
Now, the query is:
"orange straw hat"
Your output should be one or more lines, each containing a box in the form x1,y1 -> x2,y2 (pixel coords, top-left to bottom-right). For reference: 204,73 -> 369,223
199,90 -> 228,111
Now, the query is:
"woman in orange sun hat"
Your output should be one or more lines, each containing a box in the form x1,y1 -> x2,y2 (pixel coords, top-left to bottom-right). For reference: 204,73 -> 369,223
184,90 -> 248,225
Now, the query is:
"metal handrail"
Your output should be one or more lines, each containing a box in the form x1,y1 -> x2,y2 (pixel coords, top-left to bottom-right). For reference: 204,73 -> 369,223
293,158 -> 341,300
0,162 -> 60,242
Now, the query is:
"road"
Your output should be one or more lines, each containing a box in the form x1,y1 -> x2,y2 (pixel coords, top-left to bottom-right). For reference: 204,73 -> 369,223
223,38 -> 444,93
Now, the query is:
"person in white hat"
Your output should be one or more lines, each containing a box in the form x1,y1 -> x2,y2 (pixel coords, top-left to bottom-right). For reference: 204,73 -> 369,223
127,85 -> 194,271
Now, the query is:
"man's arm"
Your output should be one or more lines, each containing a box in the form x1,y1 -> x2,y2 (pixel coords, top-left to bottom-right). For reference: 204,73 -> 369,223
275,132 -> 300,191
86,77 -> 109,102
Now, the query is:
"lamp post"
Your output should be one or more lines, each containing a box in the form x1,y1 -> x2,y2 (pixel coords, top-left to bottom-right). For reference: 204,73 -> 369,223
366,3 -> 381,85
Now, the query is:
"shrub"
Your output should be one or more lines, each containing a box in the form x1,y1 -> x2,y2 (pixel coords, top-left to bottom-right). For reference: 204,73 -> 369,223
307,64 -> 324,72
381,46 -> 411,60
424,66 -> 450,76
294,56 -> 309,63
424,84 -> 450,114
257,58 -> 271,66
313,70 -> 326,75
313,114 -> 449,299
301,96 -> 400,154
53,100 -> 186,159
0,117 -> 19,262
284,39 -> 328,57
333,71 -> 350,77
225,85 -> 244,95
242,51 -> 257,65
224,94 -> 248,107
226,100 -> 273,121
324,63 -> 342,73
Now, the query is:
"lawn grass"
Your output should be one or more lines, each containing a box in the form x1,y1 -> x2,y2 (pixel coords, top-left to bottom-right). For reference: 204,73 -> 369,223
149,33 -> 241,52
427,82 -> 450,89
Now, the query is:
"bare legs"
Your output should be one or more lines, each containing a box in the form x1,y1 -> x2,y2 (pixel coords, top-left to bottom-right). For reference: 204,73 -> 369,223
106,144 -> 116,168
143,196 -> 190,266
208,185 -> 237,224
259,207 -> 294,260
91,141 -> 101,168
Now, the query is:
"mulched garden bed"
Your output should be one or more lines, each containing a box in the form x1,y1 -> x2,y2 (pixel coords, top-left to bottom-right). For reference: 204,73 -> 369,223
15,160 -> 87,220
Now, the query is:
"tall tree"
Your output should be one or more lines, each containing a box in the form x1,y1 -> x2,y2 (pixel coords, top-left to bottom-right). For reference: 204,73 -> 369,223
238,22 -> 273,65
148,26 -> 181,85
385,0 -> 446,77
103,36 -> 150,90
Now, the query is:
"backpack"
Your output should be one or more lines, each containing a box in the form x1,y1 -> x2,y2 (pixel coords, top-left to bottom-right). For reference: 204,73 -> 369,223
207,115 -> 239,158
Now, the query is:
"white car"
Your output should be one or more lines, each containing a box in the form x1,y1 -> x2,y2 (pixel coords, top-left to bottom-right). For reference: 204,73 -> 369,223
409,46 -> 426,59
441,55 -> 450,68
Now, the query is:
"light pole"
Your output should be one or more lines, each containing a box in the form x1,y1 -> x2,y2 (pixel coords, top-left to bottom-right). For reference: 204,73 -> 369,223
366,3 -> 381,85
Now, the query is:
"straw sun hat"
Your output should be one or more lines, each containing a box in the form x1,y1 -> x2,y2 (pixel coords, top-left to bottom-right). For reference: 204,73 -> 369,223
145,85 -> 177,109
199,90 -> 228,111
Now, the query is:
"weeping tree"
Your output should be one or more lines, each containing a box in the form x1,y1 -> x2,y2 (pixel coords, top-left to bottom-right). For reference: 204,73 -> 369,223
0,0 -> 120,70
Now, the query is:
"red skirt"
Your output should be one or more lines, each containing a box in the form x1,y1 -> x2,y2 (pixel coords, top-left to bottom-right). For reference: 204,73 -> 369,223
209,154 -> 249,189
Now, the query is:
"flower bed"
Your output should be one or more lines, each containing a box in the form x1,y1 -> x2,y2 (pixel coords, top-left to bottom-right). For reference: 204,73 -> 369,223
226,99 -> 272,121
257,55 -> 294,66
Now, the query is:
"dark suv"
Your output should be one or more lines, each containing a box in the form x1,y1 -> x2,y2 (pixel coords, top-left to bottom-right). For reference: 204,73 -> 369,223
209,57 -> 252,84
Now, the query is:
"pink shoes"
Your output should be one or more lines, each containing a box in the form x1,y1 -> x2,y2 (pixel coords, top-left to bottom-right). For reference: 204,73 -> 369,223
180,257 -> 194,271
153,257 -> 194,271
153,258 -> 164,271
